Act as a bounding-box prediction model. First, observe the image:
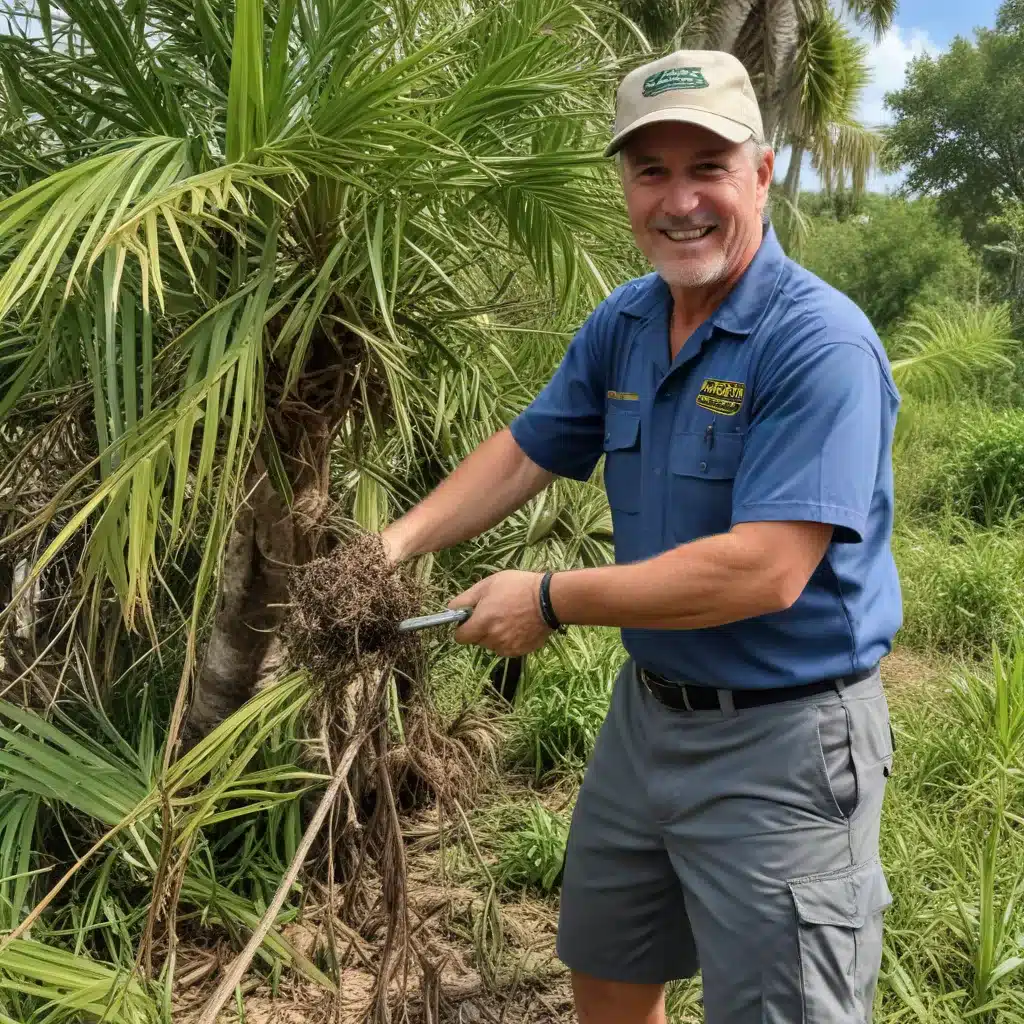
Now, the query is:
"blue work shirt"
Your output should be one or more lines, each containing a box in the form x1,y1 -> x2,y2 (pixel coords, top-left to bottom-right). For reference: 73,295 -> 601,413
510,222 -> 902,689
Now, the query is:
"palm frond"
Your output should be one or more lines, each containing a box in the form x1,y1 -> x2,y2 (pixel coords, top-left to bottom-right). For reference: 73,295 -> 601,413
842,0 -> 898,42
890,302 -> 1018,402
0,939 -> 158,1024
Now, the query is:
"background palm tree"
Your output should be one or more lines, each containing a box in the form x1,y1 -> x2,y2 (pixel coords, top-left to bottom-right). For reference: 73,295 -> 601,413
705,0 -> 896,141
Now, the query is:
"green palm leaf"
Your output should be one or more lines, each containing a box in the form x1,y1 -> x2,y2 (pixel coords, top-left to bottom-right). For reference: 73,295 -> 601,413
890,302 -> 1018,402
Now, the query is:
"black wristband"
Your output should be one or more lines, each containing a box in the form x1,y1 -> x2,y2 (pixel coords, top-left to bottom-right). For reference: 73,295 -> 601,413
539,571 -> 566,633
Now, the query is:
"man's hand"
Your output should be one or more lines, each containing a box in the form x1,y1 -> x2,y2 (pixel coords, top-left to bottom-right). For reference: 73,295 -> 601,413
448,570 -> 553,657
378,528 -> 406,565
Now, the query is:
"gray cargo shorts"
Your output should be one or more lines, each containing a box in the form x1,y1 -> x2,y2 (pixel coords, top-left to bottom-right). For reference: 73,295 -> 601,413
557,659 -> 894,1023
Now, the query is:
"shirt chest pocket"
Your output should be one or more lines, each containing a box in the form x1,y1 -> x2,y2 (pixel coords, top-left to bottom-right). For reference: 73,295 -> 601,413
602,409 -> 641,514
668,430 -> 745,541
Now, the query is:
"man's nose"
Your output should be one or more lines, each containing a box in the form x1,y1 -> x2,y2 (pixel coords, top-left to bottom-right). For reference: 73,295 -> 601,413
661,179 -> 701,218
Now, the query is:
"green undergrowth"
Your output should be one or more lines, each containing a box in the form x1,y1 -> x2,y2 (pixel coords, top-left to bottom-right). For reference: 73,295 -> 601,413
504,626 -> 621,781
901,404 -> 1024,526
893,518 -> 1024,656
892,396 -> 1024,658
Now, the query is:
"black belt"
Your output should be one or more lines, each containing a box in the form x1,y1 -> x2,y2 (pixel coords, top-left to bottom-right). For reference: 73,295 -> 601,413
637,664 -> 878,712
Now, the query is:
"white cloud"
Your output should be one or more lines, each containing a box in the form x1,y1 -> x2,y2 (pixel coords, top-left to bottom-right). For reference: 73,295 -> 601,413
857,24 -> 941,128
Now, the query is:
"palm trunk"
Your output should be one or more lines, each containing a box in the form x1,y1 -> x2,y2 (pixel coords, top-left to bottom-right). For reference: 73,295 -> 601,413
182,463 -> 298,742
784,141 -> 804,202
183,339 -> 352,743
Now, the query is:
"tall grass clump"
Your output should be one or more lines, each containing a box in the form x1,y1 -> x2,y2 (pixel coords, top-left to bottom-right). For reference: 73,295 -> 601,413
892,399 -> 984,524
875,641 -> 1024,1022
892,519 -> 1024,655
507,627 -> 623,779
493,800 -> 569,894
916,406 -> 1024,526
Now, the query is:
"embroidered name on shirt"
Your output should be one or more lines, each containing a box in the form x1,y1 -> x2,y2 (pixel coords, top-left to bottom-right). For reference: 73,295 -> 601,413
696,378 -> 745,415
607,390 -> 639,401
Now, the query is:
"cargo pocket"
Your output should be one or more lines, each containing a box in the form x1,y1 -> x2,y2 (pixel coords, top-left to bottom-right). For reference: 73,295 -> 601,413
602,410 -> 641,514
788,859 -> 892,1023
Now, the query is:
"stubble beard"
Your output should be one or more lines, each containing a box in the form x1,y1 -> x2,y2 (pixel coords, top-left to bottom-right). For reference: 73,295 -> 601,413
653,248 -> 729,290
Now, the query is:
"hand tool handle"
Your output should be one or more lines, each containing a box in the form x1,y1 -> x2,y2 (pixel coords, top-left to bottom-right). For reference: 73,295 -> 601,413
396,607 -> 472,633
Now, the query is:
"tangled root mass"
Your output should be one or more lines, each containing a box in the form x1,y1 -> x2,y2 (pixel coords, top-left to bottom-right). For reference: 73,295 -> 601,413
282,532 -> 423,684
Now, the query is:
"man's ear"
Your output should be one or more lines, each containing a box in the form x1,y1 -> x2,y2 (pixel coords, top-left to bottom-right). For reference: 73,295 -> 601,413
757,147 -> 775,210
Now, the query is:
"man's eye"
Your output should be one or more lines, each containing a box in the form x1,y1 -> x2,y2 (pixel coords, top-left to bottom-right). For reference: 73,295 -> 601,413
639,167 -> 664,177
697,163 -> 725,172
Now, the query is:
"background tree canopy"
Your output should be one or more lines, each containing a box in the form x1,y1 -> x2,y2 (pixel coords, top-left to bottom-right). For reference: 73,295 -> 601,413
883,6 -> 1024,248
797,195 -> 983,336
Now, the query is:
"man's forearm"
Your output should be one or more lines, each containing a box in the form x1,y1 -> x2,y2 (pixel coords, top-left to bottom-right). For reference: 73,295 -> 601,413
550,527 -> 808,631
381,428 -> 554,562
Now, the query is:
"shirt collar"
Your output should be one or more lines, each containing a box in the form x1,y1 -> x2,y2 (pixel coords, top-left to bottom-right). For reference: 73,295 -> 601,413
619,219 -> 787,338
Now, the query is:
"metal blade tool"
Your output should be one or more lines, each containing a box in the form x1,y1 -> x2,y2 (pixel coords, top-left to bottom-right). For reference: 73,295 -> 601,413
396,607 -> 472,633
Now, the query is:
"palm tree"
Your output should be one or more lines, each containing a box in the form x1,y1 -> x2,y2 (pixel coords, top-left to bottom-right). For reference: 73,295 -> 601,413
0,0 -> 628,744
781,8 -> 880,201
705,0 -> 897,142
0,0 -> 636,1016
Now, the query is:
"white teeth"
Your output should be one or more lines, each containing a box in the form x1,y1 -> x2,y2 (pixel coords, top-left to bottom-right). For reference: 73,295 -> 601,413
664,227 -> 711,241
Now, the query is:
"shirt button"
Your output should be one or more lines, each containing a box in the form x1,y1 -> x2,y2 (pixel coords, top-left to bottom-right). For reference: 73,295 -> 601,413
654,467 -> 662,475
699,461 -> 708,472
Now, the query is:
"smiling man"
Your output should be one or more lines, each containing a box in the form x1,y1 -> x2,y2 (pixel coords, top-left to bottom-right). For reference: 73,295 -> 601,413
380,50 -> 902,1024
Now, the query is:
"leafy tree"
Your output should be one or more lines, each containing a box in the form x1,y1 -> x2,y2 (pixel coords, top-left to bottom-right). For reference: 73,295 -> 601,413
797,196 -> 984,336
883,3 -> 1024,247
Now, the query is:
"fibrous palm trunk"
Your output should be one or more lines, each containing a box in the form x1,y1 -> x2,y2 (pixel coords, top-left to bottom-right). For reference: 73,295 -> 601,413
784,140 -> 805,200
183,339 -> 354,743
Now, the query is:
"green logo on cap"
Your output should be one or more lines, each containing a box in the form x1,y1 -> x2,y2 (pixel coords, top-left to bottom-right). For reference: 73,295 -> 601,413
642,67 -> 709,96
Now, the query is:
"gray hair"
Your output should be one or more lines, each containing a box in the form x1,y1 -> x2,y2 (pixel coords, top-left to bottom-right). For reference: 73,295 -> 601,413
746,138 -> 772,166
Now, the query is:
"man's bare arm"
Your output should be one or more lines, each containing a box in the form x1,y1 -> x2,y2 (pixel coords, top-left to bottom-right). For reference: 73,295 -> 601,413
380,428 -> 554,562
550,521 -> 834,630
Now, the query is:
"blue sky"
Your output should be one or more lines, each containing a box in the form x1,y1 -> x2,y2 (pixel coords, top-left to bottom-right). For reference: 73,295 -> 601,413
775,0 -> 1004,191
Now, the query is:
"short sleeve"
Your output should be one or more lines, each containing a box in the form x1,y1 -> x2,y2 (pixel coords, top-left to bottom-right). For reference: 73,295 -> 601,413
731,337 -> 889,543
508,305 -> 609,482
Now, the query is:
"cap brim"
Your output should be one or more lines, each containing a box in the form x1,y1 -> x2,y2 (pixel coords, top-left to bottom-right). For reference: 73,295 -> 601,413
604,107 -> 754,157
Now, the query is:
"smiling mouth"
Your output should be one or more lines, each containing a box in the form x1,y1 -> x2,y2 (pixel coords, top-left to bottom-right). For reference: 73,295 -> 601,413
660,225 -> 716,242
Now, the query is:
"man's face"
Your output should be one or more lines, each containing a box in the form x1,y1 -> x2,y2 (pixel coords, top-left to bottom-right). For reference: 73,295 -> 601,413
620,122 -> 774,292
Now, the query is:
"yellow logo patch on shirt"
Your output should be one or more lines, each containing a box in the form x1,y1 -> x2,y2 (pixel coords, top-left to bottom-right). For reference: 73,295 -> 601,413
696,378 -> 745,415
607,390 -> 639,401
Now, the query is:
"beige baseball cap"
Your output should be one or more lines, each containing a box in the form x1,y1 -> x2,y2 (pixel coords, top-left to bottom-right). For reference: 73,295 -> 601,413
605,50 -> 764,157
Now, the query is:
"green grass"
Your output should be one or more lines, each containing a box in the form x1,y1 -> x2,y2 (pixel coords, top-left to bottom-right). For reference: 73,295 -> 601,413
912,406 -> 1024,526
505,627 -> 621,780
892,519 -> 1024,656
873,643 -> 1024,1022
493,799 -> 569,894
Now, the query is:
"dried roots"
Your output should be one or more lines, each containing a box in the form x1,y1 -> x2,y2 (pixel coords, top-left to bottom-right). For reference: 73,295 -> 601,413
281,532 -> 422,687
